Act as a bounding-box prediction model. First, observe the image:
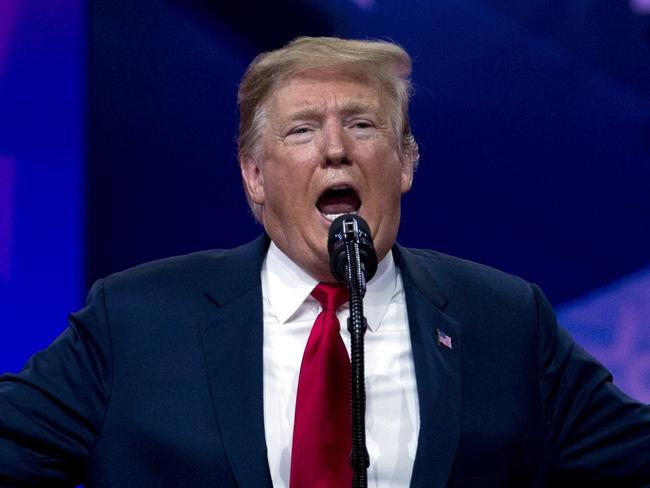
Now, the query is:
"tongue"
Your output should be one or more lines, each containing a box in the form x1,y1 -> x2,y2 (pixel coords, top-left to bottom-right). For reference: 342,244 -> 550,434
317,189 -> 360,215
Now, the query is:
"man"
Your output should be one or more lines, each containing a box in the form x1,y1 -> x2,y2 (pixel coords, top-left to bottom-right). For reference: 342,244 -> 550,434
0,37 -> 649,487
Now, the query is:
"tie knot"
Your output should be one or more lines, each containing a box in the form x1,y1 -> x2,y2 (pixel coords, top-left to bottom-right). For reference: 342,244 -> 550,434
311,282 -> 348,312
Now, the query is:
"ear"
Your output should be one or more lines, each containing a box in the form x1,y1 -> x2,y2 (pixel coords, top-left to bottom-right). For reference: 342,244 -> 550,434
240,156 -> 265,205
400,155 -> 414,194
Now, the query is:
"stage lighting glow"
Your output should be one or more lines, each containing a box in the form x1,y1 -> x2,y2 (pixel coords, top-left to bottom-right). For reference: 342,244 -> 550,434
0,156 -> 15,282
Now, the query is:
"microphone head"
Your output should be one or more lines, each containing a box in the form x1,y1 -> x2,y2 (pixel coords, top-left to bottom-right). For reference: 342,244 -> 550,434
327,214 -> 378,284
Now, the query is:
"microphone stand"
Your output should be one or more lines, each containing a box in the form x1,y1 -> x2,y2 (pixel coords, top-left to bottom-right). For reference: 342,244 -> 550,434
341,219 -> 370,488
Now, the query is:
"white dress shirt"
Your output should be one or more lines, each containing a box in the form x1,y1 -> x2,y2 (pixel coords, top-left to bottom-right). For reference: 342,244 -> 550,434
262,242 -> 420,487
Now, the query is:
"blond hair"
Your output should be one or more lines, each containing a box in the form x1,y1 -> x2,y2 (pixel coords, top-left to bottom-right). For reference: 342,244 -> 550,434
237,36 -> 419,219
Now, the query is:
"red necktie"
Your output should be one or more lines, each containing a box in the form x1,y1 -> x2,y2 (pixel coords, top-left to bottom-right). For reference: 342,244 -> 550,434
290,283 -> 352,488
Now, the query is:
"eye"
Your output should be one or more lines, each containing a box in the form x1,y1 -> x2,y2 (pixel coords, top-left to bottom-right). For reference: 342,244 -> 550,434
285,125 -> 315,141
348,119 -> 376,136
352,121 -> 374,129
291,127 -> 312,134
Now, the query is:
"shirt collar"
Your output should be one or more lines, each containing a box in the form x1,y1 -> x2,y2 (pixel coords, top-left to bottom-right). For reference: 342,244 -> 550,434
262,242 -> 399,332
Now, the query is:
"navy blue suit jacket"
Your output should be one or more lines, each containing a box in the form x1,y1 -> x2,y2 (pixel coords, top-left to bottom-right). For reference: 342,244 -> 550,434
1,235 -> 649,487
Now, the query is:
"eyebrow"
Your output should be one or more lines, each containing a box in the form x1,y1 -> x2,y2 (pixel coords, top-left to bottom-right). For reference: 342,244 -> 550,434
283,102 -> 380,122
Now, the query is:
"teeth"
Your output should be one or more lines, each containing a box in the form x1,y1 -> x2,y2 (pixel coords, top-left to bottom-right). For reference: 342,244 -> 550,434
323,211 -> 357,222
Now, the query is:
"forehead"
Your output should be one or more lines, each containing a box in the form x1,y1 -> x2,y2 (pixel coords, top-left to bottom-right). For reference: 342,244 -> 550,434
264,69 -> 384,116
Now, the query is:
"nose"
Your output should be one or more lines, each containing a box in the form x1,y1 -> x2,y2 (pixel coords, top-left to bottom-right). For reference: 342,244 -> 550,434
323,123 -> 349,166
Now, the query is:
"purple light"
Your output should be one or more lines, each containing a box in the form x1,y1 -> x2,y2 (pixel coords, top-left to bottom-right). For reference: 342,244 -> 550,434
0,156 -> 15,282
0,0 -> 20,75
352,0 -> 375,10
0,2 -> 18,282
631,0 -> 650,13
558,268 -> 650,403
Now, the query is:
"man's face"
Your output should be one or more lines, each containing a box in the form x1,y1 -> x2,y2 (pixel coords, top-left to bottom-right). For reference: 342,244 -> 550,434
241,69 -> 414,282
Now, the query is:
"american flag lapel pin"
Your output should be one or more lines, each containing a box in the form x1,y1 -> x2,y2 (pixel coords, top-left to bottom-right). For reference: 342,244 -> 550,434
436,328 -> 453,349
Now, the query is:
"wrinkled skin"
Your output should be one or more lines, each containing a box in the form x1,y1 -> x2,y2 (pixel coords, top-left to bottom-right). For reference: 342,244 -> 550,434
240,69 -> 414,282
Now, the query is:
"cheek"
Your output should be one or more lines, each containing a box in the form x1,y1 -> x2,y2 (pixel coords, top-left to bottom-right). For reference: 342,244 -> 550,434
268,143 -> 319,173
262,163 -> 312,209
375,155 -> 406,190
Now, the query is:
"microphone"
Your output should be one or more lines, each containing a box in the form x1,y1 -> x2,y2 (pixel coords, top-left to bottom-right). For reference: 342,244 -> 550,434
327,214 -> 378,285
328,213 -> 375,484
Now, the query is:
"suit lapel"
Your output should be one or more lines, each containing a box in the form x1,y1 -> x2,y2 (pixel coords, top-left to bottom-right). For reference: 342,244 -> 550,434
199,235 -> 273,487
394,245 -> 462,488
197,237 -> 462,487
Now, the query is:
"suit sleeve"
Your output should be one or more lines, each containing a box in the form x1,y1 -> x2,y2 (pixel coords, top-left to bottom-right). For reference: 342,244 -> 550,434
0,279 -> 113,486
534,284 -> 650,485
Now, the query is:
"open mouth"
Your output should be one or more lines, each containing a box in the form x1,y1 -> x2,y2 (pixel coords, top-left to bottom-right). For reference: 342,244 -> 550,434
316,186 -> 361,222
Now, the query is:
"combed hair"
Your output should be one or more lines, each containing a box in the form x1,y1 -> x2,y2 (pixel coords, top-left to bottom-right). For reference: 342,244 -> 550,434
237,36 -> 419,166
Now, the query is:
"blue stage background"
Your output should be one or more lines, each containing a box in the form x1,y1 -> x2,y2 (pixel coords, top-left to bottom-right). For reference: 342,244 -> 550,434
0,0 -> 85,371
1,0 -> 649,419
